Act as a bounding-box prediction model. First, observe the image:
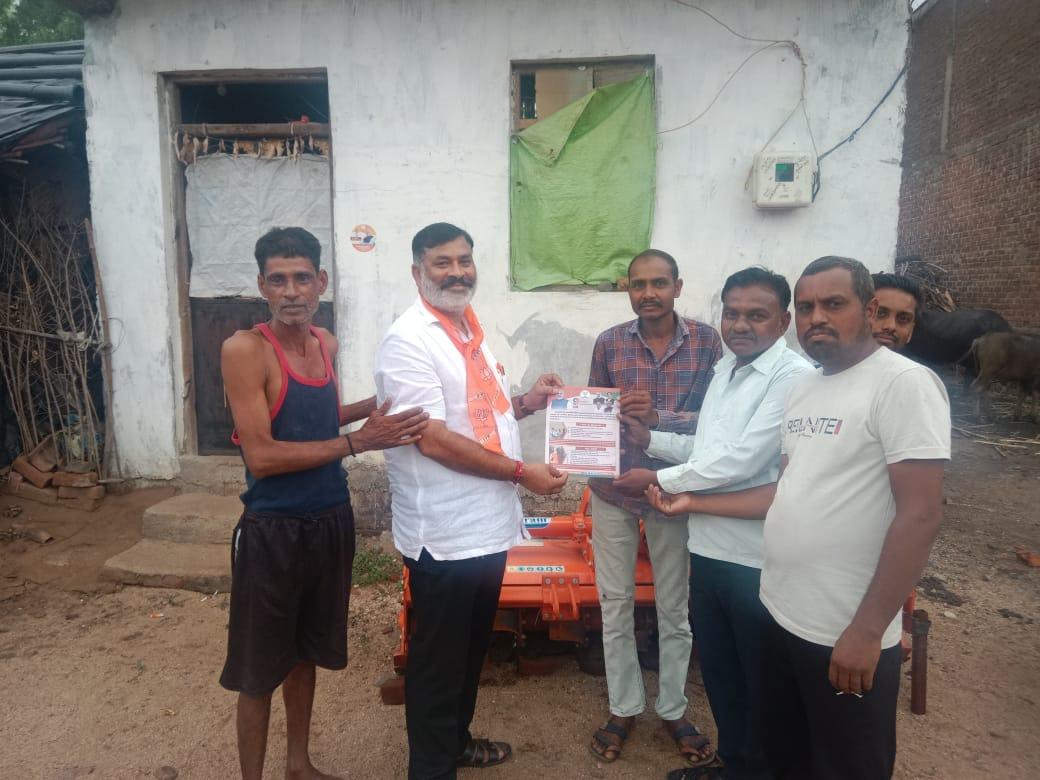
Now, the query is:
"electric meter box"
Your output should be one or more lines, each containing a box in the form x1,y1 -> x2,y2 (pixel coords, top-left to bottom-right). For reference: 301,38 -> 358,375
752,151 -> 813,209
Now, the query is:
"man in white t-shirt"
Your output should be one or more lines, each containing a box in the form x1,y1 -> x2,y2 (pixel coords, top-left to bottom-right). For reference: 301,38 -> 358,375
648,256 -> 950,779
374,223 -> 568,779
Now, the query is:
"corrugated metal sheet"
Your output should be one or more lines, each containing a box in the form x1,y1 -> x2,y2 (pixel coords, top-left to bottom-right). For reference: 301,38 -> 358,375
0,40 -> 83,148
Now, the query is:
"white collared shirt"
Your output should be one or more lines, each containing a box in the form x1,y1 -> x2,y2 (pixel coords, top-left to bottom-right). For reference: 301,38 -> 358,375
374,297 -> 523,561
645,337 -> 812,569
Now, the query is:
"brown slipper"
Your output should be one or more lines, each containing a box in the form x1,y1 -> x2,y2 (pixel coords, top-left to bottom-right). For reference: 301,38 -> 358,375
456,738 -> 511,768
589,719 -> 633,763
666,720 -> 716,768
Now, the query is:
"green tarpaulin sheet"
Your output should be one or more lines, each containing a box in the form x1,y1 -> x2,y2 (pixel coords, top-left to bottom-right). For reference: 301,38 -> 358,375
510,73 -> 655,290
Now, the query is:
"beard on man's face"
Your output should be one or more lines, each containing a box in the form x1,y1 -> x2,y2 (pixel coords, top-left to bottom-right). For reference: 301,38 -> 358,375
418,268 -> 476,314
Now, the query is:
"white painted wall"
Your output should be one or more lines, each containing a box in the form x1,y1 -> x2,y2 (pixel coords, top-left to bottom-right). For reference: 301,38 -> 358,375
84,0 -> 909,478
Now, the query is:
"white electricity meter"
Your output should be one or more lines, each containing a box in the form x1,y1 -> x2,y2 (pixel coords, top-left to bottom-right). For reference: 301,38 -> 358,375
752,151 -> 813,209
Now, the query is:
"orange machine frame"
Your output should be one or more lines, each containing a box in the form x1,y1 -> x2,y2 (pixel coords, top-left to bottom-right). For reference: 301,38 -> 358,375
392,488 -> 658,674
389,488 -> 920,678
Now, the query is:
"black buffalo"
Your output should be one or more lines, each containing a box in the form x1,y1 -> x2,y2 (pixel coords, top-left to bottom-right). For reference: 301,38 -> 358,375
902,308 -> 1012,380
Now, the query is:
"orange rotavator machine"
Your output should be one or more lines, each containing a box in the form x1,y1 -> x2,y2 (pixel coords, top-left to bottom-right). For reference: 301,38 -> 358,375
381,488 -> 658,700
380,488 -> 930,713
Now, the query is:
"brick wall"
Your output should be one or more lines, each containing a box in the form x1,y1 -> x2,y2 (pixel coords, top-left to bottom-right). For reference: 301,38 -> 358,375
897,0 -> 1040,326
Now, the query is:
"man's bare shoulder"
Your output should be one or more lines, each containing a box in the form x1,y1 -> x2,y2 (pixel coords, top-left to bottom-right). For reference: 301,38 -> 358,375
314,325 -> 338,355
222,328 -> 268,368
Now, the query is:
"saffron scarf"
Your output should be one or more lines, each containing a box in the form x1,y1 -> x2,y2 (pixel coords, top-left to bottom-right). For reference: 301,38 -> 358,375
422,299 -> 511,453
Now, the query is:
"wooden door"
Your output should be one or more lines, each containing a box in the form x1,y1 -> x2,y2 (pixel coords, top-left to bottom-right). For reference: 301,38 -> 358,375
191,298 -> 335,454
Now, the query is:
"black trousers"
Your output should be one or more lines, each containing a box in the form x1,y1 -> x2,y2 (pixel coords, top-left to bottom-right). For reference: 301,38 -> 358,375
761,614 -> 902,780
689,554 -> 770,780
403,549 -> 507,780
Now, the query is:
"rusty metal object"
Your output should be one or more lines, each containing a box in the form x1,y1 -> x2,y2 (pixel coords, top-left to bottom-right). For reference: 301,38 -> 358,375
900,592 -> 916,662
910,609 -> 931,715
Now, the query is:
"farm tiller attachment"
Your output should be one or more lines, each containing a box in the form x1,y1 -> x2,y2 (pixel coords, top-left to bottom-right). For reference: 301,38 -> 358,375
380,488 -> 659,703
378,488 -> 929,712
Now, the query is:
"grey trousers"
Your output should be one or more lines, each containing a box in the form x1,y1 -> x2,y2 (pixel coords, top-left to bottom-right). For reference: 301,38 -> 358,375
590,493 -> 692,720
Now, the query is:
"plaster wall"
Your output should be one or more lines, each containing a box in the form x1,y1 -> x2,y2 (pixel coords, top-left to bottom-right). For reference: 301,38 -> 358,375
83,0 -> 909,478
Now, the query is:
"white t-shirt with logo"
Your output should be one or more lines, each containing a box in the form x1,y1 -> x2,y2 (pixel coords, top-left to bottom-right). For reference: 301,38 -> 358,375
760,347 -> 951,649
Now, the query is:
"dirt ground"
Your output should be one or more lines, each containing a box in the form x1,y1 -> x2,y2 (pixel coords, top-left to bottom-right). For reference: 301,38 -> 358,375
1,386 -> 1039,779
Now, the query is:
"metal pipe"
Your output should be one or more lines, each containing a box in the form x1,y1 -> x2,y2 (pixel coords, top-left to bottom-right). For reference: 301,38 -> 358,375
0,40 -> 82,54
0,65 -> 82,80
0,83 -> 82,102
910,609 -> 930,715
0,53 -> 82,67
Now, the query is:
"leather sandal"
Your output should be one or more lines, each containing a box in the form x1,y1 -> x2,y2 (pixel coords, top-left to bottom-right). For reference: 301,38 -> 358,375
589,719 -> 633,763
666,720 -> 717,768
456,738 -> 512,768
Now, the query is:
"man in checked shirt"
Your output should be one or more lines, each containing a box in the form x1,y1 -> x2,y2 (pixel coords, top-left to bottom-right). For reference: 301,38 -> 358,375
587,249 -> 722,767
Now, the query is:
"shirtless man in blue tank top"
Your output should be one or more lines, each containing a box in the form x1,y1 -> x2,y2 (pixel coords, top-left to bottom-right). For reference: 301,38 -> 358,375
220,227 -> 428,780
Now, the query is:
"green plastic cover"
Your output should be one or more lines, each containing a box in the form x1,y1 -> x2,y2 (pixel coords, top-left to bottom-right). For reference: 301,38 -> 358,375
509,73 -> 655,290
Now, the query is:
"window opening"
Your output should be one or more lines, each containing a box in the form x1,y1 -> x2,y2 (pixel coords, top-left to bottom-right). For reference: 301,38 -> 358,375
518,73 -> 536,121
510,58 -> 655,290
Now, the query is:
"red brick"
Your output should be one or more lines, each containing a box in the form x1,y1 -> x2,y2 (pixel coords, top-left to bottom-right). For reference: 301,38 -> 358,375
27,436 -> 58,473
12,455 -> 53,489
899,0 -> 1040,328
52,471 -> 100,488
57,485 -> 106,500
4,471 -> 59,505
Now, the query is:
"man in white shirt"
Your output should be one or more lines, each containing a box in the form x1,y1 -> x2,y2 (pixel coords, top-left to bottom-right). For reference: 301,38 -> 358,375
374,223 -> 568,780
615,267 -> 812,779
648,256 -> 950,779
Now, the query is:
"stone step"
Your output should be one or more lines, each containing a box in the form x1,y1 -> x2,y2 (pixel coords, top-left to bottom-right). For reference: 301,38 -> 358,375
102,539 -> 231,593
142,492 -> 242,545
175,455 -> 246,496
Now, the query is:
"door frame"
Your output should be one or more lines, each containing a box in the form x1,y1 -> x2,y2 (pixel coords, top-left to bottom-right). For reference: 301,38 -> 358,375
158,69 -> 332,456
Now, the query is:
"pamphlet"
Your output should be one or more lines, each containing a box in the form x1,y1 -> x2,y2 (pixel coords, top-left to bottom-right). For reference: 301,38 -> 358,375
544,385 -> 621,478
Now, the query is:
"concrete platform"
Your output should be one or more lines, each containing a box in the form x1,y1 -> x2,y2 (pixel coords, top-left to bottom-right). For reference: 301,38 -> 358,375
101,539 -> 230,593
142,492 -> 241,545
173,455 -> 245,496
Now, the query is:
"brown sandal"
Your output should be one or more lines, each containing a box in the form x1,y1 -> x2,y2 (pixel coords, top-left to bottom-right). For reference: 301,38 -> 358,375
589,719 -> 633,763
456,738 -> 512,768
666,721 -> 716,768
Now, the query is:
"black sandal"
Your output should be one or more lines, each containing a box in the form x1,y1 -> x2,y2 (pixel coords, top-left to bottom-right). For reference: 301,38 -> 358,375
589,719 -> 632,763
456,738 -> 512,768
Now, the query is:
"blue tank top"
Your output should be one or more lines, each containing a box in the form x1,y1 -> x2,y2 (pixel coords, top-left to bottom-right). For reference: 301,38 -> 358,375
236,323 -> 350,513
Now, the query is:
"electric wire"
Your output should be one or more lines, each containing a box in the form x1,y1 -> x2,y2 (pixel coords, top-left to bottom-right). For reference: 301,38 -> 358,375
657,41 -> 785,135
811,64 -> 907,200
661,0 -> 815,192
668,0 -> 791,45
666,1 -> 906,204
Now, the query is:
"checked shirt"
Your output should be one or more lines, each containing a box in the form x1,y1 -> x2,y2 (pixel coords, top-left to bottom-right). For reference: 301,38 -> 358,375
588,315 -> 722,517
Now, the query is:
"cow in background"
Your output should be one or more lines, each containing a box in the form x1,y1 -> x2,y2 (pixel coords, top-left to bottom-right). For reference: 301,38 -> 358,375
901,307 -> 1013,383
968,331 -> 1040,421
